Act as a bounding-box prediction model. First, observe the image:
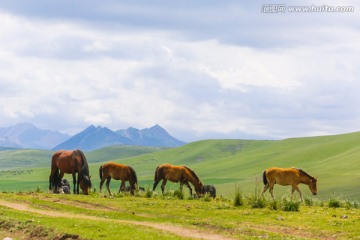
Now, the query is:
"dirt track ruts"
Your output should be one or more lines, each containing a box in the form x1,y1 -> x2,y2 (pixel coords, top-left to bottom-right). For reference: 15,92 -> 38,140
0,199 -> 237,240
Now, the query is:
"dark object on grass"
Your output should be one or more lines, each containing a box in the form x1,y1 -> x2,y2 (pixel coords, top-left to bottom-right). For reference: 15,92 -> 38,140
53,179 -> 71,194
202,185 -> 216,198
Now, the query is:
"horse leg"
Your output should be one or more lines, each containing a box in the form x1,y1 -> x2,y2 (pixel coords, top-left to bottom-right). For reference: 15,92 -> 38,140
118,180 -> 126,194
55,172 -> 64,193
106,177 -> 112,196
153,180 -> 160,191
99,178 -> 105,194
72,172 -> 77,194
294,185 -> 304,202
184,181 -> 193,196
262,183 -> 270,195
269,184 -> 275,200
129,181 -> 135,195
161,179 -> 167,194
291,187 -> 296,200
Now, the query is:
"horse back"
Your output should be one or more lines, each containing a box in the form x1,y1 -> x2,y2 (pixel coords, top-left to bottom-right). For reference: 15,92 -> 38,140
52,150 -> 77,173
102,162 -> 132,180
265,167 -> 300,186
156,164 -> 185,182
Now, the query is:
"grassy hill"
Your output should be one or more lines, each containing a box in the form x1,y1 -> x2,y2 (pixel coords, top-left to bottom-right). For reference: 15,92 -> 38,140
1,132 -> 360,200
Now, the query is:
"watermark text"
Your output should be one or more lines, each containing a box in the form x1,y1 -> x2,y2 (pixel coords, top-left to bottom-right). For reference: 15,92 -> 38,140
261,4 -> 355,13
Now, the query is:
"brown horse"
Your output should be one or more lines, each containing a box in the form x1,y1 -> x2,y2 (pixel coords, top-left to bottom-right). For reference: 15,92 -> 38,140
262,167 -> 318,201
153,164 -> 204,196
49,149 -> 92,195
99,162 -> 138,195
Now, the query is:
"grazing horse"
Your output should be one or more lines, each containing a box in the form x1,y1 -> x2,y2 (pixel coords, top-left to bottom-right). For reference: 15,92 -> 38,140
49,149 -> 92,195
262,167 -> 318,201
99,162 -> 138,195
153,164 -> 204,196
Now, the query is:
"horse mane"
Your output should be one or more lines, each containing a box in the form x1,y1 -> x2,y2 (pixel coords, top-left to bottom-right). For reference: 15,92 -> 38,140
297,168 -> 315,180
74,149 -> 92,187
183,166 -> 202,184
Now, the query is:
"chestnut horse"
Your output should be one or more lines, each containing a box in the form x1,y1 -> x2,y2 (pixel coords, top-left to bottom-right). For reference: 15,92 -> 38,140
153,164 -> 204,196
99,162 -> 138,195
262,167 -> 318,201
49,149 -> 92,195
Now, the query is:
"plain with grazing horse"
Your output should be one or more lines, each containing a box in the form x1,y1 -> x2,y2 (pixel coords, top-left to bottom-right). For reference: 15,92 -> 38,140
262,167 -> 317,201
99,162 -> 138,195
153,164 -> 204,196
49,149 -> 92,195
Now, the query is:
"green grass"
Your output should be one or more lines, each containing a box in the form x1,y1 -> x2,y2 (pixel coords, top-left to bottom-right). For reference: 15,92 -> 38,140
0,192 -> 359,239
1,132 -> 360,200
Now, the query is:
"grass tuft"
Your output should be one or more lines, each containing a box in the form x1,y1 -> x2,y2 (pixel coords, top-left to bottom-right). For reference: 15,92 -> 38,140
173,190 -> 184,199
328,197 -> 342,208
281,198 -> 301,211
234,188 -> 244,207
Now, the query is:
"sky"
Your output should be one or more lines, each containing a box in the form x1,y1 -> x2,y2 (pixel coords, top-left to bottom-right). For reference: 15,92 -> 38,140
0,0 -> 359,142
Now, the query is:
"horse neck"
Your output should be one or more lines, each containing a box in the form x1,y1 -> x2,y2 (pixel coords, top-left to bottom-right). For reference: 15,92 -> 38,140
187,173 -> 202,189
299,172 -> 313,185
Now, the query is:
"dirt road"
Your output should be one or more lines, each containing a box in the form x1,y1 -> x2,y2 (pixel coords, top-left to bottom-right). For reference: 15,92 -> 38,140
0,199 -> 236,240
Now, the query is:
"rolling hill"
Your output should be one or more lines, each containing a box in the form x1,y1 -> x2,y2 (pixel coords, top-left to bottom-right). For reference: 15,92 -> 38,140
0,131 -> 359,200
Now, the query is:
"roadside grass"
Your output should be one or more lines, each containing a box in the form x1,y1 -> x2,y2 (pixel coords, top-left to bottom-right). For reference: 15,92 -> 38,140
0,191 -> 359,239
0,205 -> 186,240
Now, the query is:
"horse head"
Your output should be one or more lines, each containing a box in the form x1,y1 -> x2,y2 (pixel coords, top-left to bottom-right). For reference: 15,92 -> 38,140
308,177 -> 318,195
80,175 -> 92,195
194,181 -> 204,196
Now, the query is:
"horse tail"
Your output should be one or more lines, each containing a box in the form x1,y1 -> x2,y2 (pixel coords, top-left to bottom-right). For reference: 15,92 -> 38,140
51,168 -> 60,189
99,165 -> 103,180
50,151 -> 61,189
154,166 -> 160,181
262,171 -> 268,185
129,166 -> 138,186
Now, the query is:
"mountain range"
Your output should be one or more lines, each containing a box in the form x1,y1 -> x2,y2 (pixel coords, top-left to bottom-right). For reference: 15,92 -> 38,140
0,123 -> 70,149
0,123 -> 185,151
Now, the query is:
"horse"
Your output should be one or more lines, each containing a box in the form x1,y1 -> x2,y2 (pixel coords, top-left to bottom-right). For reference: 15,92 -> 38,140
99,162 -> 138,195
153,164 -> 204,196
49,149 -> 92,195
262,167 -> 318,201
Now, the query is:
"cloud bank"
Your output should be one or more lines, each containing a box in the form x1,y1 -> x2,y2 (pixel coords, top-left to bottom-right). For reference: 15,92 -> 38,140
0,1 -> 359,141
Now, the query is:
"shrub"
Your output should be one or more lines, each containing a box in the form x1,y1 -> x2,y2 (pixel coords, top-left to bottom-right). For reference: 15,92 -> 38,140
247,185 -> 266,209
173,190 -> 184,199
328,197 -> 342,208
234,189 -> 244,207
282,198 -> 301,212
304,197 -> 314,207
269,199 -> 280,210
145,187 -> 153,198
35,186 -> 43,193
202,193 -> 212,202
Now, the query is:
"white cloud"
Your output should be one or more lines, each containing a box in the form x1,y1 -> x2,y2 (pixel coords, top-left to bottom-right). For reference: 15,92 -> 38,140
0,3 -> 359,141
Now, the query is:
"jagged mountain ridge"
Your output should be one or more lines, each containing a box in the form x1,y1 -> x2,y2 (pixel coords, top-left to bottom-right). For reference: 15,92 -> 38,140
53,124 -> 186,151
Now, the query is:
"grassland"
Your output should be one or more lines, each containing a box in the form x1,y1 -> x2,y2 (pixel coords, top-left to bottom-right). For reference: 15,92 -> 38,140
0,191 -> 359,240
1,132 -> 360,239
1,131 -> 360,200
